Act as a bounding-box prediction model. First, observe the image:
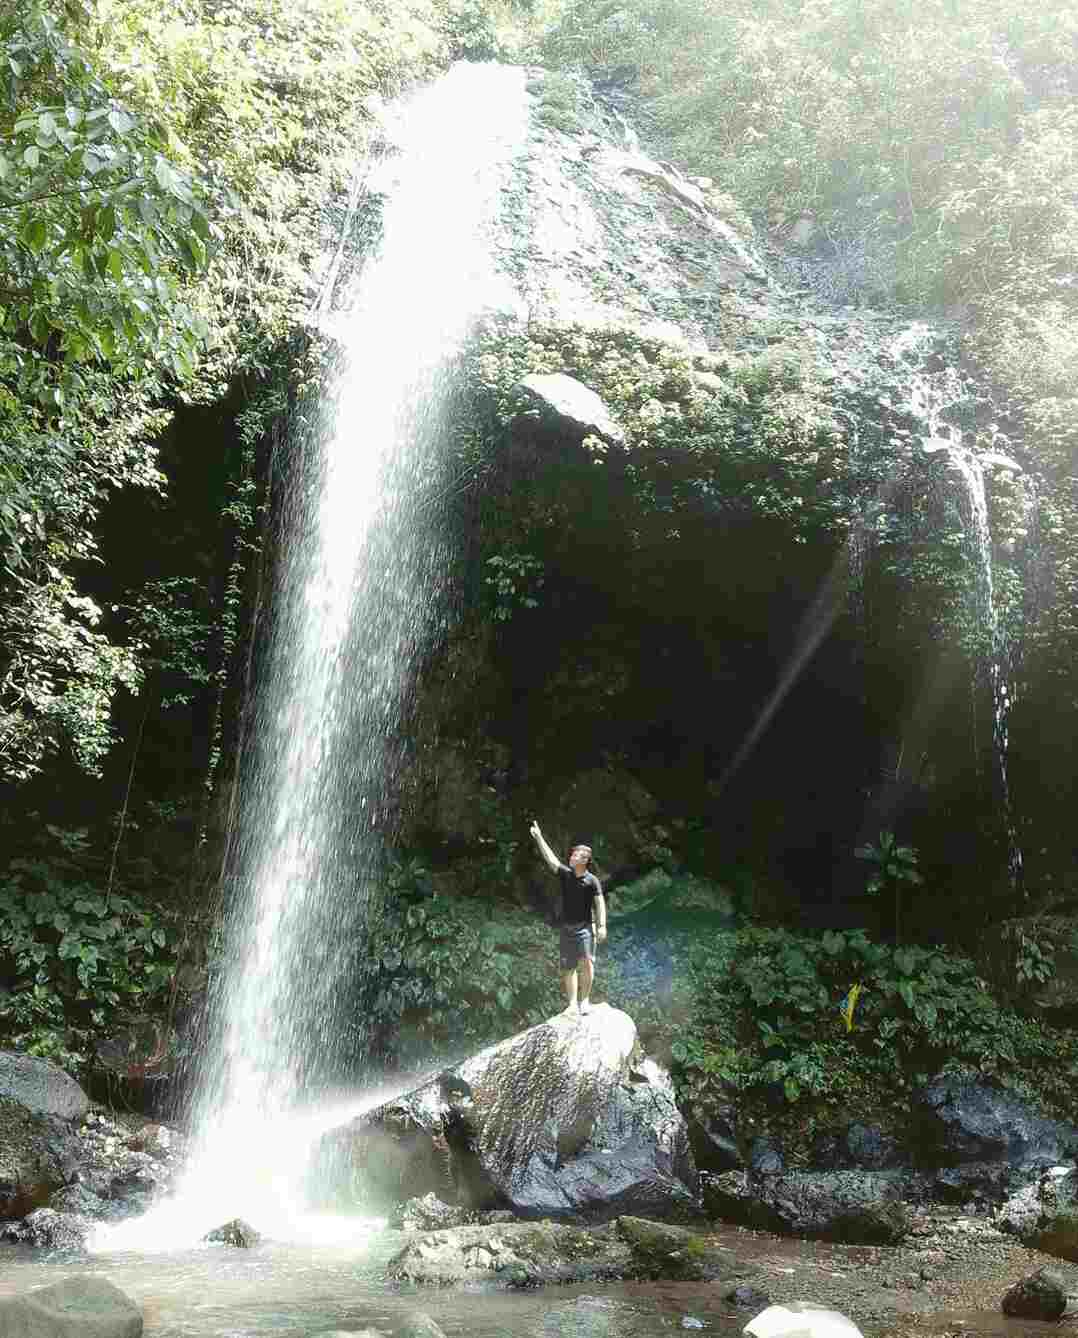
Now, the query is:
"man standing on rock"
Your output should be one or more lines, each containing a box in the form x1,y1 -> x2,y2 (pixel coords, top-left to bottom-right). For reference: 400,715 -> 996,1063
529,820 -> 606,1018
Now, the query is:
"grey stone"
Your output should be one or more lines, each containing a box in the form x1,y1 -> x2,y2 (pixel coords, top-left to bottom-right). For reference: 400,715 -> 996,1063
751,1171 -> 913,1244
701,1169 -> 755,1223
397,1315 -> 447,1338
705,1170 -> 915,1244
1001,1267 -> 1068,1321
726,1283 -> 770,1308
0,1274 -> 141,1337
515,373 -> 625,445
749,1137 -> 784,1175
47,1183 -> 110,1217
386,1219 -> 629,1287
203,1216 -> 261,1247
614,1215 -> 745,1282
0,1095 -> 78,1218
391,1193 -> 472,1232
687,1105 -> 741,1171
0,1051 -> 91,1120
998,1167 -> 1078,1261
914,1074 -> 1078,1171
386,1215 -> 752,1289
313,1006 -> 696,1223
0,1206 -> 93,1250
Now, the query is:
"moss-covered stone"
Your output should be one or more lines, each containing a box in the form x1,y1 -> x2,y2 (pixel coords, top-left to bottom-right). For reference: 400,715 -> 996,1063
615,1214 -> 744,1281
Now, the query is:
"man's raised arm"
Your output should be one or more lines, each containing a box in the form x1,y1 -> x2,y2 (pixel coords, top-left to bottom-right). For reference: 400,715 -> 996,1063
529,819 -> 563,873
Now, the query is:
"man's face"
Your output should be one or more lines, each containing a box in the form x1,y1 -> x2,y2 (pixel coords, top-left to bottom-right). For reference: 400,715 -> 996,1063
569,846 -> 592,873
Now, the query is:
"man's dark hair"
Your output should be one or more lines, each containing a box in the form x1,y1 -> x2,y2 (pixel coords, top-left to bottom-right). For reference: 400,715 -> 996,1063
567,842 -> 593,868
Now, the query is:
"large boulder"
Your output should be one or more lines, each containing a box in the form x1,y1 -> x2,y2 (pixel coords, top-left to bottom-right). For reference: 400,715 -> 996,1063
313,1004 -> 697,1221
0,1096 -> 80,1219
913,1074 -> 1078,1173
1000,1267 -> 1069,1321
0,1275 -> 141,1337
998,1166 -> 1078,1261
703,1170 -> 913,1245
0,1052 -> 91,1119
0,1206 -> 93,1251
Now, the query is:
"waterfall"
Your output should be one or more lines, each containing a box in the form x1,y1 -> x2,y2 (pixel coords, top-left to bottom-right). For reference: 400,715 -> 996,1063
95,63 -> 530,1250
891,325 -> 1023,889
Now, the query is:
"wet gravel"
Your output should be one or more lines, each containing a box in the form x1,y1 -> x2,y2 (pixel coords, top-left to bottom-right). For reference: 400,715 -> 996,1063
692,1206 -> 1078,1335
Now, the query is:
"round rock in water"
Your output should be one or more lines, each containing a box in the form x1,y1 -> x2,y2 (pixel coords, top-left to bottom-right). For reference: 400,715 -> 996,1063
398,1314 -> 448,1338
203,1217 -> 261,1247
726,1285 -> 771,1310
0,1274 -> 141,1337
0,1051 -> 91,1120
1001,1266 -> 1068,1321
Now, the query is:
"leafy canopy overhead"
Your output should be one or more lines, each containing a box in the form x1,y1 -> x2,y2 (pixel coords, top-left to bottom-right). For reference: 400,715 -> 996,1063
0,1 -> 217,781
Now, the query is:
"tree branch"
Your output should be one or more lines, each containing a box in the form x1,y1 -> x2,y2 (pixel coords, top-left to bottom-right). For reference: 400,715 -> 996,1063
0,174 -> 152,211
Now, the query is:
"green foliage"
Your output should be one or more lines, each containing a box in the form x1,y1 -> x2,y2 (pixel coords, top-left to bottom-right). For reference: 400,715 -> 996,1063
0,1 -> 212,396
667,925 -> 1078,1119
0,567 -> 141,779
855,831 -> 923,942
364,873 -> 562,1065
0,824 -> 176,1066
0,0 -> 213,780
484,549 -> 545,621
533,69 -> 586,132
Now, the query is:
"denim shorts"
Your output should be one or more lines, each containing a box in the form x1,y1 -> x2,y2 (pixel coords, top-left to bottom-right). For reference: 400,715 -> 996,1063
559,923 -> 594,969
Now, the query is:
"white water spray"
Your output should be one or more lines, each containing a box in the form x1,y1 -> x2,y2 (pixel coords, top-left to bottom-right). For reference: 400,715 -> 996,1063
892,325 -> 1023,887
95,64 -> 530,1251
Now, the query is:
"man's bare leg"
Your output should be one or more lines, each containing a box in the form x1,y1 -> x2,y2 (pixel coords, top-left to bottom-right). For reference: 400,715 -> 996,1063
561,967 -> 579,1016
578,955 -> 594,1014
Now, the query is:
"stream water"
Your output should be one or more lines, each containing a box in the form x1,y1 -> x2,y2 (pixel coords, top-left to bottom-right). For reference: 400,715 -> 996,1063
1,1225 -> 1066,1338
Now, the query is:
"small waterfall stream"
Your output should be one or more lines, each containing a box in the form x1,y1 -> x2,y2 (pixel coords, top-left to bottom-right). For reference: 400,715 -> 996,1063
96,63 -> 530,1250
891,326 -> 1023,889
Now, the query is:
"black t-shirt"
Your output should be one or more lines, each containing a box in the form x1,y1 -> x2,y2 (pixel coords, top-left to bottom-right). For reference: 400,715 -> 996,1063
557,866 -> 601,927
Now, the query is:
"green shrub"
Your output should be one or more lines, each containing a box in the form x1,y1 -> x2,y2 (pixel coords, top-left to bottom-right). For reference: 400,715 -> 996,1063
670,927 -> 1078,1118
363,874 -> 562,1065
0,826 -> 176,1068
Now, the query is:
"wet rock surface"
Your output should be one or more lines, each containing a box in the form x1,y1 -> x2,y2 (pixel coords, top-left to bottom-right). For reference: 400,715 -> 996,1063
1,1055 -> 186,1243
1001,1266 -> 1069,1320
389,1192 -> 515,1232
999,1166 -> 1078,1262
204,1217 -> 261,1247
914,1074 -> 1078,1172
748,1172 -> 915,1245
0,1052 -> 91,1121
315,1005 -> 696,1222
0,1096 -> 78,1219
0,1274 -> 142,1337
385,1214 -> 752,1288
386,1219 -> 633,1287
0,1206 -> 94,1251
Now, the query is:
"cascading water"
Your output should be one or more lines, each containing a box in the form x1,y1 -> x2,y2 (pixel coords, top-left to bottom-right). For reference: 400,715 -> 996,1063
891,325 -> 1023,889
96,63 -> 530,1250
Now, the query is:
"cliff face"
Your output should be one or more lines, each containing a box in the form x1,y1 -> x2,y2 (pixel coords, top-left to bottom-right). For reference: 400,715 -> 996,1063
384,66 -> 1036,928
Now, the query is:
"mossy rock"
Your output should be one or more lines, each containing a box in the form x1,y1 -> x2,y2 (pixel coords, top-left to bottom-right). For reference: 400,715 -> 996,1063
615,1215 -> 744,1282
